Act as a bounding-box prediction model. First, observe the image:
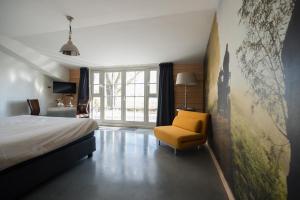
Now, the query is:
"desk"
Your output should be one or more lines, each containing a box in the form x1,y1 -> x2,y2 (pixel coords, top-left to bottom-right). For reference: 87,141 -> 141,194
47,107 -> 76,118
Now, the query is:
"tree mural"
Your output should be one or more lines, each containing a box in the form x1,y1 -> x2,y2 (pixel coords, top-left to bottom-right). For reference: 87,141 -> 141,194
236,0 -> 295,199
236,0 -> 294,136
216,43 -> 233,186
218,44 -> 231,119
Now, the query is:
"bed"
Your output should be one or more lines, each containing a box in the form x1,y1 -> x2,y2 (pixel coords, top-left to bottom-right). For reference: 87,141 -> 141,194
0,115 -> 98,199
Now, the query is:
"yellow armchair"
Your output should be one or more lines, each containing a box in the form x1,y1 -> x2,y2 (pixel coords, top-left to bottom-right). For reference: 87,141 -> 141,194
154,110 -> 209,154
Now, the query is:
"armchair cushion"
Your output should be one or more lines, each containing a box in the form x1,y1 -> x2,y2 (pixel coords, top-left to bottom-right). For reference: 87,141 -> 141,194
154,126 -> 205,149
172,116 -> 202,132
177,111 -> 208,136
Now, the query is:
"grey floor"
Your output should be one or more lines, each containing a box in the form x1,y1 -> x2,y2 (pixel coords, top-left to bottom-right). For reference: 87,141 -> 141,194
22,127 -> 227,200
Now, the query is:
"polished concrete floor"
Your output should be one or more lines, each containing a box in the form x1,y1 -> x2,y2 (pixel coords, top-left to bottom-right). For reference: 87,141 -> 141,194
22,127 -> 227,200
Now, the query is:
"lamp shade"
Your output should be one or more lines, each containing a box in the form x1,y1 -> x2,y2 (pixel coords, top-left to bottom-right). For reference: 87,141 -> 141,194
176,72 -> 197,85
60,40 -> 80,56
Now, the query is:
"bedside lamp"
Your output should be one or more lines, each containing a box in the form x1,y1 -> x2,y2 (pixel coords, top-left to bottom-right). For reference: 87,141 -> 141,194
176,72 -> 197,109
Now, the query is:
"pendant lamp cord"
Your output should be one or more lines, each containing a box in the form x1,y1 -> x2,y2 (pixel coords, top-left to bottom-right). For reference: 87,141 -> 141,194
69,20 -> 72,40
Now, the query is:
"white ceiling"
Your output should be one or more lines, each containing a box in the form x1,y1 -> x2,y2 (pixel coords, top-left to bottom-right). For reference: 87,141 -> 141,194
0,0 -> 219,68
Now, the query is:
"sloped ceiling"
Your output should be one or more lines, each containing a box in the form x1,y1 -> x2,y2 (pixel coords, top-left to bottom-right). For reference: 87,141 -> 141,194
0,0 -> 219,68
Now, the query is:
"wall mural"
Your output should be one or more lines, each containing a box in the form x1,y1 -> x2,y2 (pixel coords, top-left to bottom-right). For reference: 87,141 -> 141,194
205,0 -> 299,199
205,15 -> 233,185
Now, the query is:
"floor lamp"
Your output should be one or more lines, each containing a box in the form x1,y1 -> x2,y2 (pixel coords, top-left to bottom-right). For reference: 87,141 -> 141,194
176,72 -> 197,109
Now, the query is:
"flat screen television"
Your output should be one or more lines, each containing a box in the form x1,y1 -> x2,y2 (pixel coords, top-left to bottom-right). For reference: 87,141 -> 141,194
53,81 -> 76,94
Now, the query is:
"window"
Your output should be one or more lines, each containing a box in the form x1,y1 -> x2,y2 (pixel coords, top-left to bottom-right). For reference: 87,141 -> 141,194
91,68 -> 158,125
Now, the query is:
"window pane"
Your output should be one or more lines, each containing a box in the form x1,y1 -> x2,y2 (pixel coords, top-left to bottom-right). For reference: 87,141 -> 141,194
149,84 -> 156,94
135,71 -> 144,83
105,72 -> 113,85
113,108 -> 121,120
113,72 -> 121,84
126,97 -> 134,108
105,96 -> 113,109
126,109 -> 134,121
114,84 -> 122,96
105,84 -> 113,96
126,84 -> 134,96
149,97 -> 158,122
135,97 -> 144,109
135,108 -> 144,121
126,97 -> 134,121
135,84 -> 144,96
150,70 -> 157,83
149,97 -> 157,109
135,97 -> 144,121
126,72 -> 135,84
94,73 -> 99,84
114,97 -> 121,108
93,85 -> 100,94
105,107 -> 112,120
92,97 -> 100,119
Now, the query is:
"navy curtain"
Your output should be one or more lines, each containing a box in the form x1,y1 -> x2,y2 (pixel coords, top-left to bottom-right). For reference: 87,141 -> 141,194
77,67 -> 89,105
156,62 -> 175,126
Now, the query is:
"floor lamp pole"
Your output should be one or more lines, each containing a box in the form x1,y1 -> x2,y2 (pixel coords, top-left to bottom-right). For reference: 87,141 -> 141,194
184,84 -> 187,109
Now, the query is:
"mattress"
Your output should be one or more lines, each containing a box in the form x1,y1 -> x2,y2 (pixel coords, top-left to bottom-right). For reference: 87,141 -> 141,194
0,115 -> 98,171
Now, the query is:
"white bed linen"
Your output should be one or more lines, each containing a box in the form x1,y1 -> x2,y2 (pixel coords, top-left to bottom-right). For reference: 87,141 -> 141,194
0,115 -> 98,171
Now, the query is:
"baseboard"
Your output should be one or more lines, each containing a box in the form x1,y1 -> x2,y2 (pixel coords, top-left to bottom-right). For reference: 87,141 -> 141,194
97,122 -> 155,129
206,144 -> 235,200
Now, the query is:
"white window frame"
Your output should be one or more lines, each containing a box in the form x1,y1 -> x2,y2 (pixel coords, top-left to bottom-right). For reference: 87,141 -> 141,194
91,66 -> 159,128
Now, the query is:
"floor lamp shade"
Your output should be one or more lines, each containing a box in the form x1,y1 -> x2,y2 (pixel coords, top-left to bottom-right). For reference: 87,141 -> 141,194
176,72 -> 197,109
176,72 -> 197,85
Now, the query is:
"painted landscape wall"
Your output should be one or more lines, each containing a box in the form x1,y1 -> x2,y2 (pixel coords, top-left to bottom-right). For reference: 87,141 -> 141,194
204,0 -> 299,199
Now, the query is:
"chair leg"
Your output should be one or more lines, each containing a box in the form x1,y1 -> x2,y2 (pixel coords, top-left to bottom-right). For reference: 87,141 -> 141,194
174,149 -> 177,155
158,140 -> 160,146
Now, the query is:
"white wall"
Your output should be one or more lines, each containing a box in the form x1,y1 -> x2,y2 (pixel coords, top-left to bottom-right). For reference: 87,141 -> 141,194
0,35 -> 69,81
0,50 -> 58,116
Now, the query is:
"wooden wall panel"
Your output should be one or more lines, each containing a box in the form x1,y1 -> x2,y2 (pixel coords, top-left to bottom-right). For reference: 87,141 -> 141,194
173,64 -> 204,112
69,69 -> 80,106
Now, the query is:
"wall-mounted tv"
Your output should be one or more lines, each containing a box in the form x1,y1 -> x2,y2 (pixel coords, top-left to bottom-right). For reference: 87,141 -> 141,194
53,81 -> 76,94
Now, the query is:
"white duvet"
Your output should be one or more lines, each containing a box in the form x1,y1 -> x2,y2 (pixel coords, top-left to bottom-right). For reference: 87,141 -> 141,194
0,115 -> 98,171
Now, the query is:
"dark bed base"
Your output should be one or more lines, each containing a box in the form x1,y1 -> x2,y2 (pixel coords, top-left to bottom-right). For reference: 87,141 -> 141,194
0,132 -> 96,200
